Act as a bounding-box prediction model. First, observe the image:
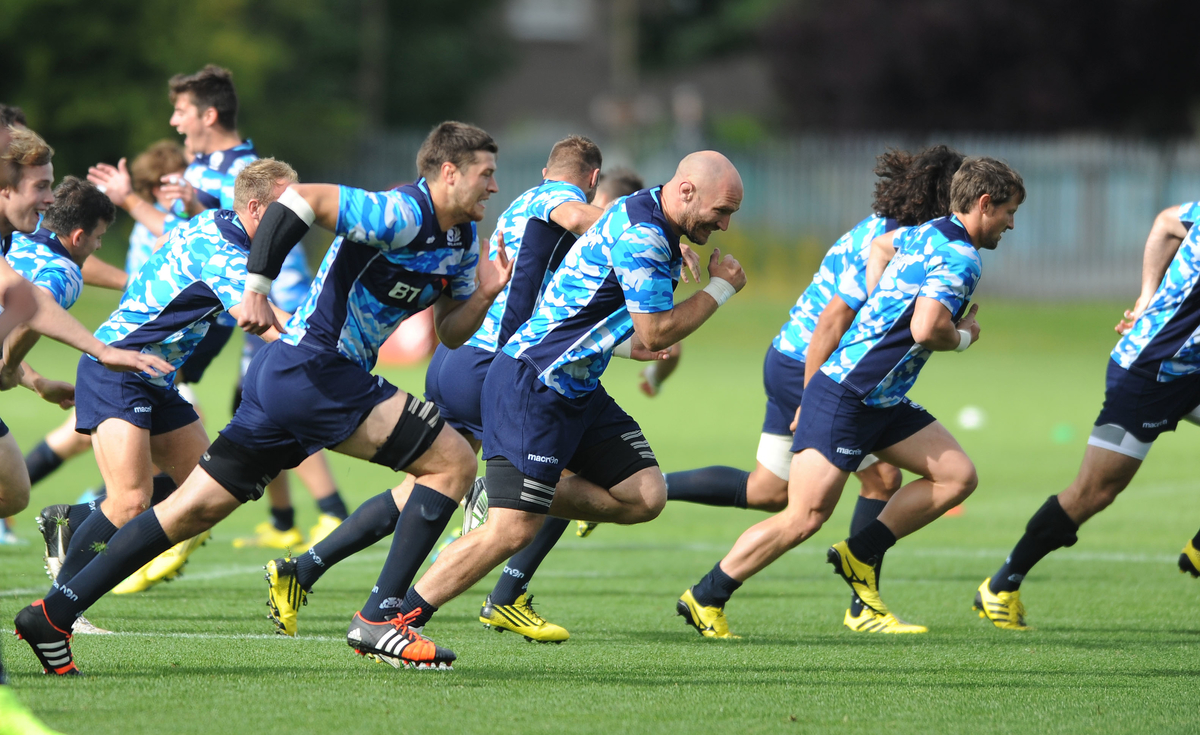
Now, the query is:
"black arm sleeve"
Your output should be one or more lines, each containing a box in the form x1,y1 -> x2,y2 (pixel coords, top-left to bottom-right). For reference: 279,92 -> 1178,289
247,201 -> 311,278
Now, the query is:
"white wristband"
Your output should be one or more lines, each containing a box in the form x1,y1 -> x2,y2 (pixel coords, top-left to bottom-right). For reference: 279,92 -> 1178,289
278,186 -> 316,225
702,277 -> 736,307
245,274 -> 273,296
955,329 -> 972,352
613,338 -> 633,359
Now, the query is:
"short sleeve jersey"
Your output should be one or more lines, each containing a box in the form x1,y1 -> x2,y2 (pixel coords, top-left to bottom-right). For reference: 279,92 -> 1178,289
6,229 -> 83,309
6,228 -> 83,309
282,179 -> 478,370
93,210 -> 251,386
504,186 -> 681,399
822,215 -> 982,407
126,204 -> 182,276
1111,200 -> 1200,381
466,180 -> 587,352
773,215 -> 898,362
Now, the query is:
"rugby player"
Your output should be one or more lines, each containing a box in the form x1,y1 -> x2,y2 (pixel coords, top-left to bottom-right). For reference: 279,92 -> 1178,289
14,122 -> 510,674
261,136 -> 625,639
675,157 -> 1021,636
318,150 -> 744,669
976,199 -> 1200,629
675,145 -> 964,636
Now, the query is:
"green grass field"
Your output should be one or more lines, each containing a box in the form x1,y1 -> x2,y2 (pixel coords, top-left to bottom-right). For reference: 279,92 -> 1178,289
2,288 -> 1199,734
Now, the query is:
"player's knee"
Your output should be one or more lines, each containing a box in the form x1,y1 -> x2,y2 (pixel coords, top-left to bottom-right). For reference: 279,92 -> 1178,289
481,512 -> 541,555
0,482 -> 30,517
747,470 -> 788,512
106,492 -> 152,526
946,460 -> 978,503
621,471 -> 666,524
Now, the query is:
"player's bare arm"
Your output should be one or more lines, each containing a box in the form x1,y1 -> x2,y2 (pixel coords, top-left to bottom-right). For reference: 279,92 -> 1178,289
803,295 -> 858,388
630,247 -> 746,351
1117,205 -> 1189,334
912,299 -> 980,351
549,201 -> 603,235
865,229 -> 899,294
430,241 -> 513,348
81,254 -> 128,290
89,159 -> 174,237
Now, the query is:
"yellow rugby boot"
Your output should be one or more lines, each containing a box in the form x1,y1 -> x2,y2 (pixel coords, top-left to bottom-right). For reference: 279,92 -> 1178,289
676,588 -> 740,639
826,541 -> 889,615
265,556 -> 307,636
304,514 -> 342,549
232,521 -> 304,550
0,686 -> 65,735
111,559 -> 155,595
843,606 -> 927,634
973,578 -> 1031,631
479,593 -> 569,643
138,530 -> 211,587
1179,539 -> 1200,578
575,521 -> 599,538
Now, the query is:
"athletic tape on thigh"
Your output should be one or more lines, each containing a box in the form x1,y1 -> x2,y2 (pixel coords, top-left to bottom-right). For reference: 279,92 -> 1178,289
756,433 -> 793,481
370,394 -> 445,471
1086,423 -> 1153,461
855,453 -> 880,472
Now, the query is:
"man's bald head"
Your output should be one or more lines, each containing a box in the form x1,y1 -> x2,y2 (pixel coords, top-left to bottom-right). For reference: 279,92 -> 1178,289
662,150 -> 743,245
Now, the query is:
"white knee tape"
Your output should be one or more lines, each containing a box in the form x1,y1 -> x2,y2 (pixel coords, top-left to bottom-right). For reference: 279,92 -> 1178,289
855,453 -> 880,472
756,433 -> 794,481
1087,423 -> 1153,461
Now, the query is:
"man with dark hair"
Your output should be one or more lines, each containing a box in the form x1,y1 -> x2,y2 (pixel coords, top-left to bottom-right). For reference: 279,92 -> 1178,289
977,195 -> 1200,630
263,134 -> 611,640
594,168 -> 644,208
675,156 -> 1021,636
0,104 -> 27,129
16,123 -> 511,673
675,145 -> 964,637
3,177 -> 117,405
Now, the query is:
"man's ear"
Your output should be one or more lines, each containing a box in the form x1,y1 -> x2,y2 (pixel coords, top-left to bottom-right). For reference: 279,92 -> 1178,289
589,168 -> 600,190
70,227 -> 86,248
679,180 -> 696,202
440,161 -> 458,185
201,106 -> 219,128
978,192 -> 994,215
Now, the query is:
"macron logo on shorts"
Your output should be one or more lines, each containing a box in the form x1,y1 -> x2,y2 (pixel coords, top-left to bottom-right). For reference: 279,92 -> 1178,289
527,453 -> 559,464
1142,420 -> 1169,429
836,447 -> 863,456
133,406 -> 153,413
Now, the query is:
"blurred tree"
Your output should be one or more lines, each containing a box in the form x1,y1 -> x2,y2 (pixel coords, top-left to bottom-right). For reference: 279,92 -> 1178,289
0,0 -> 507,179
638,0 -> 787,71
764,0 -> 1200,136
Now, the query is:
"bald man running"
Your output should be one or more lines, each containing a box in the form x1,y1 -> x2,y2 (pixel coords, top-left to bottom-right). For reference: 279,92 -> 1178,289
353,152 -> 747,664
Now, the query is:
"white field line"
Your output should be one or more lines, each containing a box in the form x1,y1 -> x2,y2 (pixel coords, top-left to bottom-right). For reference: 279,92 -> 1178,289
0,542 -> 1178,599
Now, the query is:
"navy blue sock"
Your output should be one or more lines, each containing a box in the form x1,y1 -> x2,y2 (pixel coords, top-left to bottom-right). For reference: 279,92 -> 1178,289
360,484 -> 458,622
150,474 -> 176,505
848,497 -> 889,615
846,520 -> 896,565
665,467 -> 750,508
0,640 -> 6,684
44,510 -> 173,631
316,492 -> 349,520
66,501 -> 96,534
55,509 -> 119,587
691,562 -> 742,608
270,506 -> 295,532
1191,527 -> 1200,547
991,495 -> 1078,594
24,440 -> 63,486
490,516 -> 570,606
397,587 -> 437,628
296,489 -> 399,590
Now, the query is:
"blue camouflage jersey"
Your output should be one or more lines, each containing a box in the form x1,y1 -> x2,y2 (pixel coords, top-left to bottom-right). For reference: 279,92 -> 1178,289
6,228 -> 83,309
282,179 -> 478,370
1111,200 -> 1200,381
466,180 -> 586,352
126,203 -> 182,276
505,186 -> 681,399
822,215 -> 981,407
93,210 -> 250,386
271,245 -> 313,314
773,215 -> 898,362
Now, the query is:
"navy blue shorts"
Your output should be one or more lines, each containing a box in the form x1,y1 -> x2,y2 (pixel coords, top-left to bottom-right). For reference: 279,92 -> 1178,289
424,343 -> 493,441
481,353 -> 652,488
761,346 -> 807,436
73,355 -> 199,435
220,340 -> 398,464
793,371 -> 936,472
177,320 -> 235,384
1094,359 -> 1200,443
0,416 -> 8,438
